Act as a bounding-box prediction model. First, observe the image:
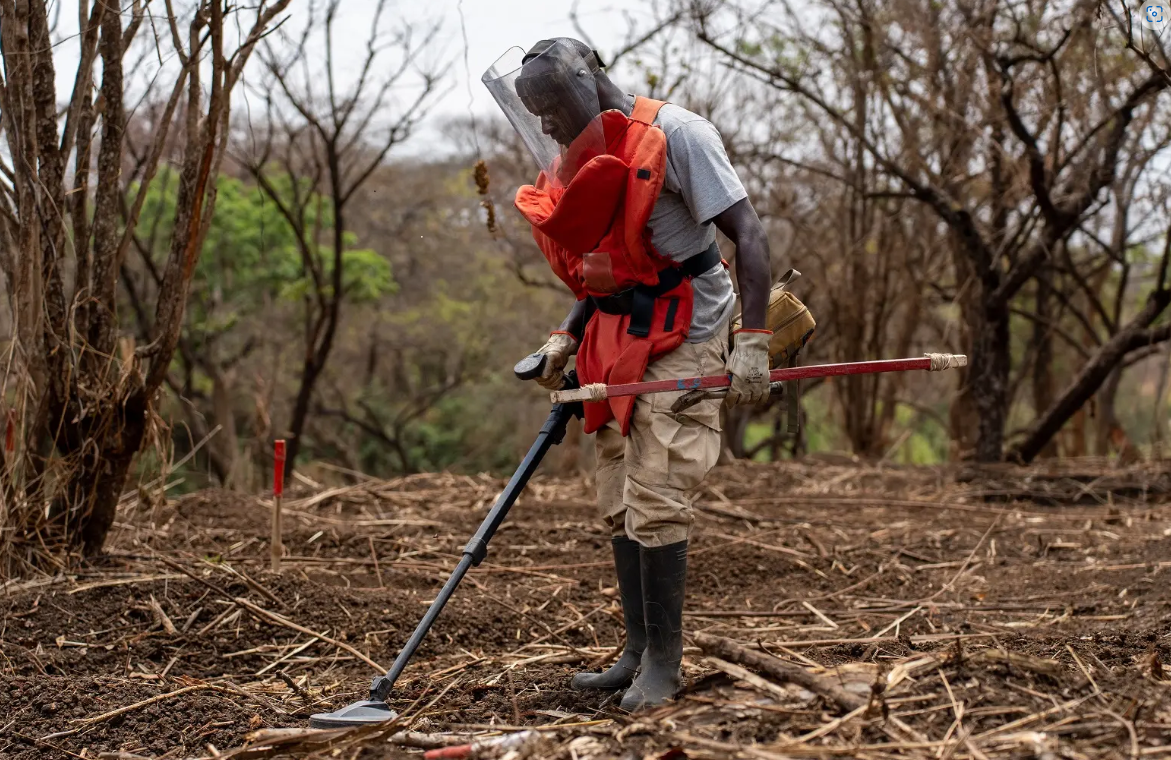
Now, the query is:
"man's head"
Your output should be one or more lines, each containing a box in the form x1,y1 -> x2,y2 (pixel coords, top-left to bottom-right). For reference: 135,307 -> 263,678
515,38 -> 607,147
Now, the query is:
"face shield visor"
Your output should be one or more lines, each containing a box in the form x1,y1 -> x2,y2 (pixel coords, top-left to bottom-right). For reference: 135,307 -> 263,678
481,41 -> 604,186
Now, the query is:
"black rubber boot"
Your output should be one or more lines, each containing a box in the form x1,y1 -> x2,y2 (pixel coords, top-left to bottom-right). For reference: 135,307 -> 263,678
620,540 -> 687,711
571,537 -> 646,690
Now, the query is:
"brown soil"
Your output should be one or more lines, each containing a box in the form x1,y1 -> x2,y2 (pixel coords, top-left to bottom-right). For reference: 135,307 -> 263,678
2,460 -> 1170,759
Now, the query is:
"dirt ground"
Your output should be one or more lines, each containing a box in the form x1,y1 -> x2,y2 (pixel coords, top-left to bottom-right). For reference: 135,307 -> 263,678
2,459 -> 1170,759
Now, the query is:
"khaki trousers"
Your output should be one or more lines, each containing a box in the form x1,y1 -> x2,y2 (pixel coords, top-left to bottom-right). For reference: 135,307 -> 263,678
595,330 -> 728,547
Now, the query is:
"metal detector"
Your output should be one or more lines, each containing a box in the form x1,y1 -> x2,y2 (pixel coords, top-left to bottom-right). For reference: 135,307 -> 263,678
308,362 -> 581,728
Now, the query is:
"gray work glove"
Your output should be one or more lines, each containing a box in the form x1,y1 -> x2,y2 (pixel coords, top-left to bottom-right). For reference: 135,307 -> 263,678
726,329 -> 772,406
534,332 -> 578,391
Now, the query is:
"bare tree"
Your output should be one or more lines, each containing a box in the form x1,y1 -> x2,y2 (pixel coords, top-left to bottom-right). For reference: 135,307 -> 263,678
0,0 -> 291,567
238,0 -> 445,481
1001,8 -> 1171,462
1009,225 -> 1171,462
687,0 -> 1170,461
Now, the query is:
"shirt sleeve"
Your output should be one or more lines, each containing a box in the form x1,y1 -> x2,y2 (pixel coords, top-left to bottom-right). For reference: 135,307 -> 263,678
663,119 -> 748,225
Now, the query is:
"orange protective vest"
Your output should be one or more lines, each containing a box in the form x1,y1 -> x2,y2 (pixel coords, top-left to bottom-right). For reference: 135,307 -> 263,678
515,97 -> 699,435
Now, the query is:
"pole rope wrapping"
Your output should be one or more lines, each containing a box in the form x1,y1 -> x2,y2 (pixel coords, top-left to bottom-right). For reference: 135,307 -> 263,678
925,353 -> 966,371
582,383 -> 608,401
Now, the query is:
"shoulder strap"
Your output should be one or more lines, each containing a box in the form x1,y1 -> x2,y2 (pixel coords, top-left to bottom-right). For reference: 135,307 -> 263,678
775,268 -> 802,293
631,96 -> 667,125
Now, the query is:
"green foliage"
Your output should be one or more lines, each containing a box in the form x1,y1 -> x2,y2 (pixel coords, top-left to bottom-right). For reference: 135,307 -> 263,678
799,388 -> 839,454
338,247 -> 396,302
737,40 -> 764,57
130,168 -> 402,489
137,171 -> 298,334
277,245 -> 396,303
135,169 -> 395,344
743,420 -> 773,461
742,387 -> 949,464
890,403 -> 949,464
740,386 -> 845,461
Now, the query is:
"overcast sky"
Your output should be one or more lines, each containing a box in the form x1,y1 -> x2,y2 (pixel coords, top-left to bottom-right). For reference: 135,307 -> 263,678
408,0 -> 634,115
48,0 -> 642,153
365,0 -> 642,149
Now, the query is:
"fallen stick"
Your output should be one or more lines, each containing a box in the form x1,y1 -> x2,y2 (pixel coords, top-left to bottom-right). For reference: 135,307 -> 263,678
217,562 -> 286,608
43,684 -> 220,740
234,597 -> 387,673
219,680 -> 289,716
67,574 -> 185,594
256,636 -> 322,676
679,731 -> 952,758
551,353 -> 966,403
675,732 -> 798,760
157,556 -> 235,599
971,696 -> 1094,740
148,594 -> 177,634
423,731 -> 540,760
278,671 -> 314,706
872,605 -> 922,638
756,631 -> 1002,650
692,631 -> 865,713
390,731 -> 484,750
197,603 -> 240,636
704,656 -> 796,703
969,648 -> 1068,680
782,703 -> 871,746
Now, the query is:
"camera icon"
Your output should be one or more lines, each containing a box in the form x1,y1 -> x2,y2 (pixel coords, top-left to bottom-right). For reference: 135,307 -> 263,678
1142,3 -> 1168,31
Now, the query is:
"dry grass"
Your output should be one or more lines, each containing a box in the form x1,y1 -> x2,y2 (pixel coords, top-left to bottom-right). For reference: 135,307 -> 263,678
2,458 -> 1169,759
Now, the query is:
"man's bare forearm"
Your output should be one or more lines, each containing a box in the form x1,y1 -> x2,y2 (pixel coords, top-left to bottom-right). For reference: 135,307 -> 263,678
714,198 -> 771,330
733,228 -> 771,330
556,298 -> 594,340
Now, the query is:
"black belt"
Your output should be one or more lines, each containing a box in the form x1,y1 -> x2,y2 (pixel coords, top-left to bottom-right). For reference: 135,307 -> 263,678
590,243 -> 722,337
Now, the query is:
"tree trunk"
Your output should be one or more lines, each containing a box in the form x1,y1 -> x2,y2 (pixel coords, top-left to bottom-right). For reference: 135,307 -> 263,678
55,392 -> 147,555
1031,272 -> 1057,459
0,1 -> 290,568
965,288 -> 1011,462
1154,345 -> 1170,451
1096,367 -> 1123,457
284,357 -> 323,482
210,365 -> 239,487
1008,291 -> 1171,463
1066,407 -> 1087,457
769,408 -> 784,462
281,145 -> 348,483
947,252 -> 980,461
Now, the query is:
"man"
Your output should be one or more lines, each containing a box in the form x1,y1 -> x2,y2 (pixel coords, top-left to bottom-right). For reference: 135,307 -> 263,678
492,38 -> 773,711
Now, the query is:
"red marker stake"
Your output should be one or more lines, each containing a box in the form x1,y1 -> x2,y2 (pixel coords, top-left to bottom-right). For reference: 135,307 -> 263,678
272,440 -> 286,573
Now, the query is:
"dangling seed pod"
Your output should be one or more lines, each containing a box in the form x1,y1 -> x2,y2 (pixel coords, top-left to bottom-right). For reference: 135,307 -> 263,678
473,159 -> 497,234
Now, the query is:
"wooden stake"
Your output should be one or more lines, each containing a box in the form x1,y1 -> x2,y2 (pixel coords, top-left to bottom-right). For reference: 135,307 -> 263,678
272,439 -> 286,573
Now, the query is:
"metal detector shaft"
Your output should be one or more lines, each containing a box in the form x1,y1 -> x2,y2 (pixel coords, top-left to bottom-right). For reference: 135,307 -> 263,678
368,395 -> 581,702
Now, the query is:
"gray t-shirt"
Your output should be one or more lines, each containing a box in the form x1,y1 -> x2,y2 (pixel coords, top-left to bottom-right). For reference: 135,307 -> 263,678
646,103 -> 745,343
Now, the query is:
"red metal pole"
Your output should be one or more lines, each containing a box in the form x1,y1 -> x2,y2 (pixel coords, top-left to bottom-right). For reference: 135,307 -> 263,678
272,440 -> 286,573
550,354 -> 965,404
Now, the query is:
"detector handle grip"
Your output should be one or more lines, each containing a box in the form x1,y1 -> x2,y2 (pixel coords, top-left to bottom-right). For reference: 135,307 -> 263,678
514,352 -> 548,381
